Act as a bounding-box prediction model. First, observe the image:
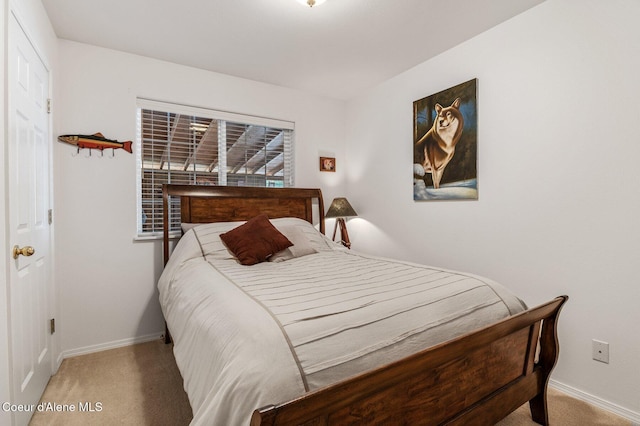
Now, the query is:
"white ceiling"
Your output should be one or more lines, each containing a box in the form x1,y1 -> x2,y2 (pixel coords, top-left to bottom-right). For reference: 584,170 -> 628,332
41,0 -> 544,100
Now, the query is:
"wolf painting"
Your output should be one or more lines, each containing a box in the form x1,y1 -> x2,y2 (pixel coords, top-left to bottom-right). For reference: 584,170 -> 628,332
413,79 -> 477,201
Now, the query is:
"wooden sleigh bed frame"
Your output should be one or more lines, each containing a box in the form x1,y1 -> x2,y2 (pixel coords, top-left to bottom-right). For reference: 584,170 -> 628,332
161,184 -> 567,426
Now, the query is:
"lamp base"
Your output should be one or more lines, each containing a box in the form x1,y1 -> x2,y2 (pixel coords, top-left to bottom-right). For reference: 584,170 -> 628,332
331,218 -> 351,249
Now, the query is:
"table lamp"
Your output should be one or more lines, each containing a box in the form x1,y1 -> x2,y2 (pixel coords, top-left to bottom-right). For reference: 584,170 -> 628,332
325,197 -> 358,248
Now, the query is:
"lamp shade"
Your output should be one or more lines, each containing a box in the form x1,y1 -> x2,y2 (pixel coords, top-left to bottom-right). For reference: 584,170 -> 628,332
325,197 -> 358,218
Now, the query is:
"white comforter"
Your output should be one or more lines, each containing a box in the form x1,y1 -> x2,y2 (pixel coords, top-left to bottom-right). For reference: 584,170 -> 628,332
158,218 -> 526,426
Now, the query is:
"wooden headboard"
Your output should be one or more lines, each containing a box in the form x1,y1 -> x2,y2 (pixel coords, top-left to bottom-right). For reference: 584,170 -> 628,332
162,184 -> 325,264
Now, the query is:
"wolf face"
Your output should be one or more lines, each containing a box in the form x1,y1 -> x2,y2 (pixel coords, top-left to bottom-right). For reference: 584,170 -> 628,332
415,98 -> 464,189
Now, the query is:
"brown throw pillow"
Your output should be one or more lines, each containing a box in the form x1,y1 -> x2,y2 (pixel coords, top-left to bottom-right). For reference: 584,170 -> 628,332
220,215 -> 293,265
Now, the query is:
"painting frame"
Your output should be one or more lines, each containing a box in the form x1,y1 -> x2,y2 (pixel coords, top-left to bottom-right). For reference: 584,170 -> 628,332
413,79 -> 478,201
319,156 -> 336,172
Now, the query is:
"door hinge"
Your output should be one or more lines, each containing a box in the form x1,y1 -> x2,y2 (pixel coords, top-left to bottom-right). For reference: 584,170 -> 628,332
48,209 -> 53,225
47,98 -> 51,114
50,318 -> 55,334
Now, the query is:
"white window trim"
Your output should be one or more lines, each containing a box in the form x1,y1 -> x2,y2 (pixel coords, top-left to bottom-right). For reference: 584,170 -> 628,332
134,98 -> 295,239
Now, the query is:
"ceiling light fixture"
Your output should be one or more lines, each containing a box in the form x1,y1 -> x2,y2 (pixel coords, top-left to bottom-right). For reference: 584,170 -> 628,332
296,0 -> 327,7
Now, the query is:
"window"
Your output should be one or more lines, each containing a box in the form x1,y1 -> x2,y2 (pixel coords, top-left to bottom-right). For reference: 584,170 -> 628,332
136,99 -> 294,236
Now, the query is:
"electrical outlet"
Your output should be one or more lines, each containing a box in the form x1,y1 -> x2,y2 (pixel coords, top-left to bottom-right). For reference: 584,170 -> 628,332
592,340 -> 609,364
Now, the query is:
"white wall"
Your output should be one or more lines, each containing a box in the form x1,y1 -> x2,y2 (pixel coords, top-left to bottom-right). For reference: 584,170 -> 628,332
54,40 -> 347,355
345,0 -> 640,419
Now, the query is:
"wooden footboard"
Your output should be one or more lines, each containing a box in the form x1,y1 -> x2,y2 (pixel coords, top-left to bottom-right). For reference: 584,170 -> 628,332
251,295 -> 568,426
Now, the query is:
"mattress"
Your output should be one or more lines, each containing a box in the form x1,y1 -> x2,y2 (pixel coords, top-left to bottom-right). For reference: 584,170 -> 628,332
158,218 -> 527,425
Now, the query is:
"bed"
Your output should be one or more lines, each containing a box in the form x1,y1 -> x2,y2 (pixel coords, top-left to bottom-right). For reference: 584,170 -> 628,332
158,184 -> 567,426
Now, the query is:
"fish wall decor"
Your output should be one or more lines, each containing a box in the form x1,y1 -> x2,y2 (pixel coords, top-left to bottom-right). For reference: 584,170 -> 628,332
58,133 -> 133,156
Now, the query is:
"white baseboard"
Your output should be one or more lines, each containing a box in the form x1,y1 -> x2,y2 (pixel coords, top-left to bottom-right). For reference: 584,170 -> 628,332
54,352 -> 64,372
61,332 -> 164,359
550,379 -> 640,424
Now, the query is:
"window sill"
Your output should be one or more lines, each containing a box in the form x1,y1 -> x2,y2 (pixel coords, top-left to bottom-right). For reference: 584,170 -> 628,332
133,233 -> 180,242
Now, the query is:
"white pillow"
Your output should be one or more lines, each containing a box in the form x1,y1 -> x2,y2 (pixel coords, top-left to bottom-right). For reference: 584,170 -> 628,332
269,217 -> 334,253
185,217 -> 335,261
190,221 -> 248,260
181,222 -> 203,233
269,226 -> 316,262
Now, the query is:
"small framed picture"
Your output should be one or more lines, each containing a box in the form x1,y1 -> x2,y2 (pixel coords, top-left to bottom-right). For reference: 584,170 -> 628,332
320,157 -> 336,172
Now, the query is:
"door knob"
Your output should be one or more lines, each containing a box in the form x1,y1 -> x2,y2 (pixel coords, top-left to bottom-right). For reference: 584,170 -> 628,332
13,245 -> 35,259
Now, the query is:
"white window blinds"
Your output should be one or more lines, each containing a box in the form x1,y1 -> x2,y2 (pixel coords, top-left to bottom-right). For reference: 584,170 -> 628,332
136,99 -> 294,236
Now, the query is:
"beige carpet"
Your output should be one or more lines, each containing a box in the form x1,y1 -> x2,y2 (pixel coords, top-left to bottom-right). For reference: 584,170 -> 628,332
30,340 -> 631,426
30,340 -> 192,426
